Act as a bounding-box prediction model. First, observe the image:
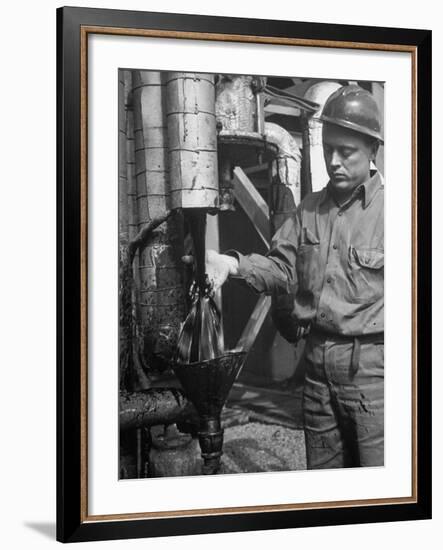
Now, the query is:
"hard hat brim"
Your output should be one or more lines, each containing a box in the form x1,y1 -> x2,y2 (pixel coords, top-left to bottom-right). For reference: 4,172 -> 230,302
320,114 -> 384,145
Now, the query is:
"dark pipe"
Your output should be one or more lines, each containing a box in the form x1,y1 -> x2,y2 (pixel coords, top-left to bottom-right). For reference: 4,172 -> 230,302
119,388 -> 196,431
185,208 -> 208,290
301,112 -> 313,198
198,417 -> 224,474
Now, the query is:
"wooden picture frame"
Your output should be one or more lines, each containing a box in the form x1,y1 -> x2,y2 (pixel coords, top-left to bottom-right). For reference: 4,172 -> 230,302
57,6 -> 432,543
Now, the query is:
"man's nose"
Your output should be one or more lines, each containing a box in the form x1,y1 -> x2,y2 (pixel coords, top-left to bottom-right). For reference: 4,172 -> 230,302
330,150 -> 341,167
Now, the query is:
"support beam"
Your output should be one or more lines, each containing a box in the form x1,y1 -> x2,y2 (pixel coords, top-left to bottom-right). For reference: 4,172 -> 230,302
232,166 -> 270,247
232,167 -> 272,353
236,295 -> 272,352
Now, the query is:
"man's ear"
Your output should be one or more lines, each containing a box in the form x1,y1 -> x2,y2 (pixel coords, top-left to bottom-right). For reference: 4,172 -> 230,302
370,140 -> 380,162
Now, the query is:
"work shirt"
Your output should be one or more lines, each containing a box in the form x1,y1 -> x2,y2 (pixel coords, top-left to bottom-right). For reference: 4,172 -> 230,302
231,171 -> 384,336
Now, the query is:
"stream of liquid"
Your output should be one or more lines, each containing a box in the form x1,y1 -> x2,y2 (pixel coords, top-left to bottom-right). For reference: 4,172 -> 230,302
186,209 -> 207,291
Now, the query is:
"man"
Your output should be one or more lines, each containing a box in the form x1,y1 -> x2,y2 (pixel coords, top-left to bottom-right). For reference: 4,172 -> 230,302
203,85 -> 384,469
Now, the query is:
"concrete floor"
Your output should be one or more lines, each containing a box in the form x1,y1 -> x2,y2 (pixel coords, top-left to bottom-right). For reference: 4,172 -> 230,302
159,417 -> 307,477
216,381 -> 307,474
220,421 -> 306,474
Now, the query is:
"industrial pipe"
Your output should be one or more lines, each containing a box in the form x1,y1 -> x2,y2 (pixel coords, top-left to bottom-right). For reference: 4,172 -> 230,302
165,72 -> 219,210
119,388 -> 196,431
263,122 -> 302,344
264,121 -> 301,231
303,81 -> 342,192
131,70 -> 186,373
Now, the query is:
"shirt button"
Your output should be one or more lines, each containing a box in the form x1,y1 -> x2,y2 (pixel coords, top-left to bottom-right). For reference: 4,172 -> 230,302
320,312 -> 326,318
327,277 -> 332,283
338,211 -> 343,217
332,244 -> 338,250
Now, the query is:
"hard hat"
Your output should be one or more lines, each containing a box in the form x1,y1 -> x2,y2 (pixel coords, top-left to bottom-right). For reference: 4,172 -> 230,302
320,85 -> 384,143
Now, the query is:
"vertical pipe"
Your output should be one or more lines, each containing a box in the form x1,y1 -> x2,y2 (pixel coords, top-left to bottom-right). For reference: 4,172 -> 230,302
165,72 -> 219,210
125,72 -> 139,339
262,122 -> 303,350
133,71 -> 156,228
131,70 -> 186,372
126,82 -> 138,243
256,91 -> 264,135
119,70 -> 133,389
218,156 -> 235,211
136,427 -> 142,478
119,71 -> 129,247
263,121 -> 301,217
186,209 -> 207,290
215,74 -> 256,133
303,81 -> 342,193
372,82 -> 385,175
125,71 -> 150,390
301,113 -> 313,198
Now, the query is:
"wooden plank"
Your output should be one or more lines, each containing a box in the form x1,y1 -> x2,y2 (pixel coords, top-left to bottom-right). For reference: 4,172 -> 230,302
231,168 -> 272,353
236,295 -> 272,352
243,163 -> 269,175
232,166 -> 270,247
264,103 -> 300,118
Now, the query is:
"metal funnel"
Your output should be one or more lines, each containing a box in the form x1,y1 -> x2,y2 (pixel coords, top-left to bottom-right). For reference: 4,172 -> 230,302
173,351 -> 246,474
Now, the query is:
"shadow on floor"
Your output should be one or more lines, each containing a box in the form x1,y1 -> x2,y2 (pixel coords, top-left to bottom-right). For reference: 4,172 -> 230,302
24,522 -> 56,540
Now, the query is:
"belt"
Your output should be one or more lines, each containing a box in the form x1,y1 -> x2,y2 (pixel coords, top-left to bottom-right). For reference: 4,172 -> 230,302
308,326 -> 384,376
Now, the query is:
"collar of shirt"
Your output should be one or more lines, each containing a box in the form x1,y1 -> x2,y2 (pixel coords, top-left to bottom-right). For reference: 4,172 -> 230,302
320,170 -> 383,210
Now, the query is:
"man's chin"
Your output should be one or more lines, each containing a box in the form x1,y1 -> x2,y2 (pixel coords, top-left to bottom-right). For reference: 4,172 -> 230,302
330,178 -> 351,190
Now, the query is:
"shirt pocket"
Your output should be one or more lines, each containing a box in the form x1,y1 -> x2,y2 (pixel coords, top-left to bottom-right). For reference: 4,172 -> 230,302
349,247 -> 384,303
296,228 -> 321,291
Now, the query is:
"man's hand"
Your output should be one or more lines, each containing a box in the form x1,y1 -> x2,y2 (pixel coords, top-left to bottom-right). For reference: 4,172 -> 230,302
182,249 -> 239,291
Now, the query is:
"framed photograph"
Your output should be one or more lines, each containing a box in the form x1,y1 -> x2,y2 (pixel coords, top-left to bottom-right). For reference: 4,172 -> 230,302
57,6 -> 432,543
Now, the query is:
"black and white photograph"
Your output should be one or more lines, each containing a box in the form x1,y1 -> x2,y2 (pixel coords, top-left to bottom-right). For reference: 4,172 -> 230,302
118,70 -> 385,479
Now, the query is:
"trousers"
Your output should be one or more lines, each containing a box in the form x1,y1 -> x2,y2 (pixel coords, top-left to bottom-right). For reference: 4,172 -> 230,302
302,330 -> 384,469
